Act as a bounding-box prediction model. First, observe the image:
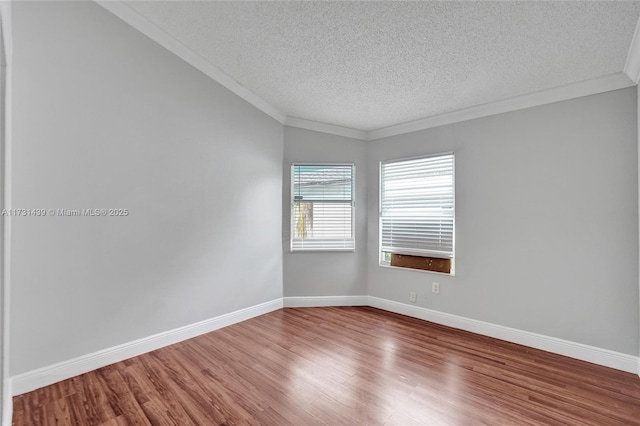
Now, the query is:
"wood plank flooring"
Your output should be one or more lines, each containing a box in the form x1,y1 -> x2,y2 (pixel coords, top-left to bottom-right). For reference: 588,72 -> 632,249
12,307 -> 640,425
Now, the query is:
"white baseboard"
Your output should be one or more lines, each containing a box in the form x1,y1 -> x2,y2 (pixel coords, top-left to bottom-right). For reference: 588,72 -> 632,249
367,296 -> 639,374
11,298 -> 283,396
2,378 -> 11,426
10,295 -> 639,397
283,295 -> 368,308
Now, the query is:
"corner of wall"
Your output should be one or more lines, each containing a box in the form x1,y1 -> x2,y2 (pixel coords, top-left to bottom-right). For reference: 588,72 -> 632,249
637,83 -> 640,379
0,1 -> 11,423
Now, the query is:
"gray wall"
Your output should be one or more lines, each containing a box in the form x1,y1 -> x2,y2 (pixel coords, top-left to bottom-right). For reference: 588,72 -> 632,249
7,1 -> 639,381
10,1 -> 283,376
367,88 -> 639,355
0,3 -> 7,420
283,127 -> 367,297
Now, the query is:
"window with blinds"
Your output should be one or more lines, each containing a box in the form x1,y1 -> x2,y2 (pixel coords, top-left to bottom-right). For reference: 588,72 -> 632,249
380,153 -> 454,273
291,164 -> 354,251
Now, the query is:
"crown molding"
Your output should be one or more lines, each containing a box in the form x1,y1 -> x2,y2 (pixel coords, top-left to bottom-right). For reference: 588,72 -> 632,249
95,1 -> 639,142
624,15 -> 640,84
284,116 -> 367,140
367,72 -> 635,141
288,72 -> 634,141
95,1 -> 286,124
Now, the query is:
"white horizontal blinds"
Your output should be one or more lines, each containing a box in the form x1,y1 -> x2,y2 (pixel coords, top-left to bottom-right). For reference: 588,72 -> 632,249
291,164 -> 354,251
381,153 -> 454,258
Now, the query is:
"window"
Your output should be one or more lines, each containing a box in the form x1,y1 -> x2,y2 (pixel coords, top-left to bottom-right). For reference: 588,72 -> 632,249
380,153 -> 454,274
291,164 -> 354,251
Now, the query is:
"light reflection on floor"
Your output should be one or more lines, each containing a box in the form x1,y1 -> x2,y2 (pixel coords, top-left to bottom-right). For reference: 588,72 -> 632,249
282,332 -> 466,424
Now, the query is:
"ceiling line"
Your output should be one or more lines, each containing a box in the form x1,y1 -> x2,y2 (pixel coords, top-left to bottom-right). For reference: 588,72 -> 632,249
96,1 -> 639,143
285,72 -> 634,142
284,117 -> 367,141
95,0 -> 287,125
366,72 -> 634,141
624,14 -> 640,84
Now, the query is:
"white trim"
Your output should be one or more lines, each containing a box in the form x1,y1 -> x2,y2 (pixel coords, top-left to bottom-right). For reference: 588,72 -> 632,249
9,295 -> 638,397
2,379 -> 10,426
367,296 -> 638,374
367,73 -> 635,141
283,295 -> 368,308
285,116 -> 367,141
94,1 -> 286,124
11,298 -> 283,396
94,0 -> 639,143
624,16 -> 640,84
0,2 -> 11,424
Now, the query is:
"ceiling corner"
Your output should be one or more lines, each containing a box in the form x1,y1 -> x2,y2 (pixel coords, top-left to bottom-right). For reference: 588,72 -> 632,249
367,73 -> 635,141
284,117 -> 368,141
0,1 -> 12,66
624,16 -> 640,84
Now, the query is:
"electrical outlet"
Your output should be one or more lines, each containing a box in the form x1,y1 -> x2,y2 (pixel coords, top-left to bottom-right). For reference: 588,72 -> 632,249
410,292 -> 417,303
432,282 -> 440,294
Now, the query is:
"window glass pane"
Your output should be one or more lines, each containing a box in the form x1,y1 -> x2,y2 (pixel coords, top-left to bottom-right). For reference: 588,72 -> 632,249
291,164 -> 354,251
380,153 -> 454,261
293,165 -> 352,201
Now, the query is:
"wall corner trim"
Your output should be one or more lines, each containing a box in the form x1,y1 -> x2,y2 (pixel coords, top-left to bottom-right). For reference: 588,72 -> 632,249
367,296 -> 639,375
11,298 -> 283,396
94,1 -> 287,124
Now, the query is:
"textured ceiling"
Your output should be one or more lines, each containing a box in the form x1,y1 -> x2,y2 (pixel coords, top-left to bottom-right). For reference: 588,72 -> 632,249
123,1 -> 640,131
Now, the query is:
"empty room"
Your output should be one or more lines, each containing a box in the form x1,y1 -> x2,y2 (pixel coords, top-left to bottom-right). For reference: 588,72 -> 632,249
2,0 -> 640,424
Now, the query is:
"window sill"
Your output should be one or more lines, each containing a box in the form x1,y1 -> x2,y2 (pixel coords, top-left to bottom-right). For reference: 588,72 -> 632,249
291,249 -> 356,253
379,262 -> 455,277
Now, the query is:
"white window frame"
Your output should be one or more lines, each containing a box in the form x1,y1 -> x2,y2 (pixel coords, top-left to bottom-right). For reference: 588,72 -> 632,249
290,163 -> 355,252
379,152 -> 455,274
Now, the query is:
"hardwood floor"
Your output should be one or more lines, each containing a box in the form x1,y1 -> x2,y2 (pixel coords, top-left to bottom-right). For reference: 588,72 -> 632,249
12,307 -> 640,425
